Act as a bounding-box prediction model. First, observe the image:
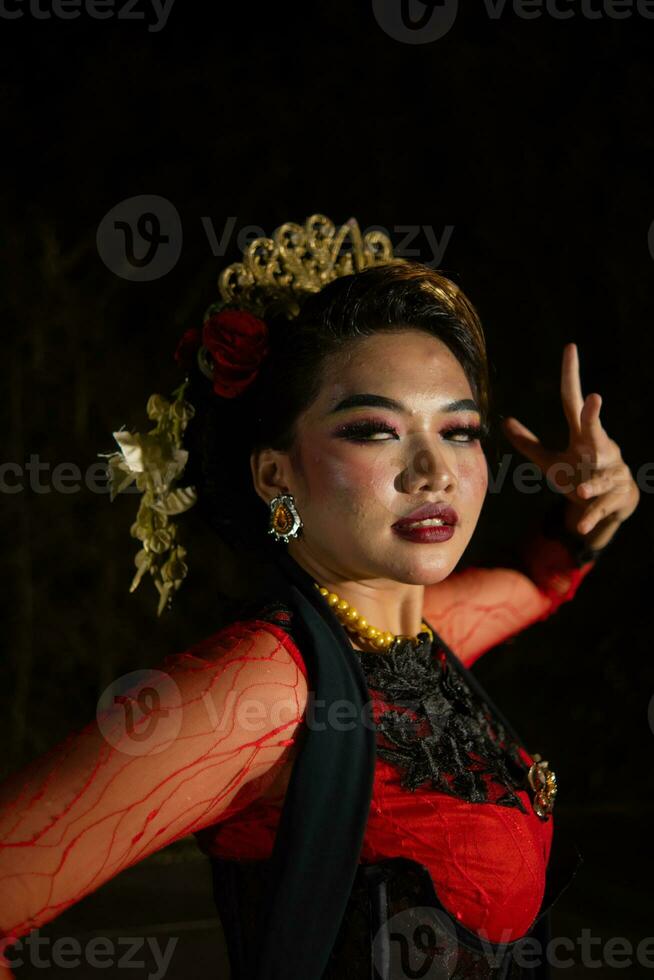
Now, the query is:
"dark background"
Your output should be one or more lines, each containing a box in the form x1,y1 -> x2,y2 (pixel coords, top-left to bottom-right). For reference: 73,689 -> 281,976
1,1 -> 653,976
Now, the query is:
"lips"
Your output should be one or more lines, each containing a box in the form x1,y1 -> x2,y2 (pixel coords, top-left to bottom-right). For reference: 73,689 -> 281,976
392,503 -> 459,528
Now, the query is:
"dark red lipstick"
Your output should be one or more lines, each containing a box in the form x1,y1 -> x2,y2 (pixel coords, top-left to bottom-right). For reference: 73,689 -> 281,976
392,503 -> 458,544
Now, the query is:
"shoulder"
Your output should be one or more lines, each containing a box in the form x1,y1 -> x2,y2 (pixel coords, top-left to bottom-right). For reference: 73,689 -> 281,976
173,598 -> 309,683
145,601 -> 310,766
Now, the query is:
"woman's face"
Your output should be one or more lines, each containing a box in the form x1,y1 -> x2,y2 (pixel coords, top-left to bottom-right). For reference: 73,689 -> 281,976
259,329 -> 489,586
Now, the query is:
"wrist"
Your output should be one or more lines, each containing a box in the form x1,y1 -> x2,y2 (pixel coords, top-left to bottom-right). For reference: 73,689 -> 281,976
541,495 -> 608,566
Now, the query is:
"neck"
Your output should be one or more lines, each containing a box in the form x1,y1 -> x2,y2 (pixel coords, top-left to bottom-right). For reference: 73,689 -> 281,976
286,541 -> 426,640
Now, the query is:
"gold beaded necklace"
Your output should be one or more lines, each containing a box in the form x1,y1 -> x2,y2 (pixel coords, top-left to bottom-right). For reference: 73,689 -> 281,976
314,583 -> 433,653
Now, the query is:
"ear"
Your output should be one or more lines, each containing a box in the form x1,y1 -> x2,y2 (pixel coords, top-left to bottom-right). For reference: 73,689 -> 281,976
250,447 -> 293,505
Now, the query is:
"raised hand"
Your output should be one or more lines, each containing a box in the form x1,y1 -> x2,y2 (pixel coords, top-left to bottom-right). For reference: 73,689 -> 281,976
501,342 -> 640,553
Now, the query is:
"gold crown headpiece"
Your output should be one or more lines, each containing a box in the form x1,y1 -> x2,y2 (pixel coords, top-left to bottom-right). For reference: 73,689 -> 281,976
99,214 -> 405,615
214,213 -> 402,320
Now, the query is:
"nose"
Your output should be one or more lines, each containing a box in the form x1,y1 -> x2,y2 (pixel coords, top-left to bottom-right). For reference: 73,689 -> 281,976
398,443 -> 457,495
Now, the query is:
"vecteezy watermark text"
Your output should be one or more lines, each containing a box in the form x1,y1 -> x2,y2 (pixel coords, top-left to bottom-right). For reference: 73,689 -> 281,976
372,0 -> 654,44
95,197 -> 455,281
372,905 -> 654,978
0,0 -> 175,31
0,456 -> 112,495
201,217 -> 455,270
2,454 -> 654,497
0,931 -> 177,979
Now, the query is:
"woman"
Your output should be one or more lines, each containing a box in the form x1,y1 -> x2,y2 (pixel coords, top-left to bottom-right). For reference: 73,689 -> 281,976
0,216 -> 640,979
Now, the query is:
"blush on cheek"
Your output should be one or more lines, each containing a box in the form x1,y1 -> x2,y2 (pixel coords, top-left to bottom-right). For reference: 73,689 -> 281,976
459,452 -> 489,492
307,444 -> 378,498
448,461 -> 487,529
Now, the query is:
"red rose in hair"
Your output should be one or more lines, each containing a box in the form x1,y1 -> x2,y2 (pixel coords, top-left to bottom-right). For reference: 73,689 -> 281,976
202,309 -> 269,398
173,309 -> 269,398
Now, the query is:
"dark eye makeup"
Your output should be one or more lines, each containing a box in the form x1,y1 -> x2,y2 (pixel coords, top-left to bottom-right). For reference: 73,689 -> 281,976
333,418 -> 488,443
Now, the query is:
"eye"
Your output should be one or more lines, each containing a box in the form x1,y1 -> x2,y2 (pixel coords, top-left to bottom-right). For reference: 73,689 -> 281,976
442,424 -> 486,443
334,420 -> 489,444
335,419 -> 399,442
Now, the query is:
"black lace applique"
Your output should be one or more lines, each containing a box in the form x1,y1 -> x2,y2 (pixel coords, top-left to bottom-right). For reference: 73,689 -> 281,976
356,632 -> 531,813
236,598 -> 531,813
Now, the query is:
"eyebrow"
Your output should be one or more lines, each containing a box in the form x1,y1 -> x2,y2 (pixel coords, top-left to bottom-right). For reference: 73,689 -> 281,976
326,393 -> 480,415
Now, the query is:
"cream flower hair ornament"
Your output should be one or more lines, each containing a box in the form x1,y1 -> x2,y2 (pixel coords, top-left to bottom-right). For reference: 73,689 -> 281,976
100,214 -> 403,614
99,383 -> 198,616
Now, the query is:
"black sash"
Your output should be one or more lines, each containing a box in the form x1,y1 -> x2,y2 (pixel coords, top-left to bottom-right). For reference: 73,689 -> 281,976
249,547 -> 377,978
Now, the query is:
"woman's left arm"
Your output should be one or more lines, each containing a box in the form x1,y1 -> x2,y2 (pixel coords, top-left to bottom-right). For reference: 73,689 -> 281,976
424,343 -> 640,668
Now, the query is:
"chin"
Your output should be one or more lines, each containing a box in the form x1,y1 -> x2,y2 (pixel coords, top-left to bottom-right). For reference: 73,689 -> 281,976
388,555 -> 457,586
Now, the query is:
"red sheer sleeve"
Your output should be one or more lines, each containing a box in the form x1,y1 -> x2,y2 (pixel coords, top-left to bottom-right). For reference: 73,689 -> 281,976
0,619 -> 308,960
423,508 -> 598,669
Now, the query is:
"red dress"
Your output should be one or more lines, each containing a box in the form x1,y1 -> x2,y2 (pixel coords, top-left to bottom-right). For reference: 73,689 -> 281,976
0,514 -> 595,953
195,520 -> 596,945
195,619 -> 550,944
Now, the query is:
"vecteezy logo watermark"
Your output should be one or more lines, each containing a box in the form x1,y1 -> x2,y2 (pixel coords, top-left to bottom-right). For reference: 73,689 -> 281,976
373,906 -> 460,978
96,668 -> 183,756
372,0 -> 459,43
97,195 -> 182,281
370,910 -> 654,977
97,199 -> 455,281
0,0 -> 175,31
373,0 -> 654,42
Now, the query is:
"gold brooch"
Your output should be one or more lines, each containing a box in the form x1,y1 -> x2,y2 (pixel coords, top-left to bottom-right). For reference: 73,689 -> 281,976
527,754 -> 557,819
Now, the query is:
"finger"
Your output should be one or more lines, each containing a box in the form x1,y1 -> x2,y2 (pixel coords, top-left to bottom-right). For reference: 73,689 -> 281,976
576,463 -> 631,500
561,342 -> 585,438
574,491 -> 624,535
502,416 -> 549,469
579,392 -> 606,449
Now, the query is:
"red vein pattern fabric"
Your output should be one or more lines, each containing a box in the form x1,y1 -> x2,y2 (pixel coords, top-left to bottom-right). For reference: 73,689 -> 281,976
0,624 -> 309,950
0,522 -> 595,958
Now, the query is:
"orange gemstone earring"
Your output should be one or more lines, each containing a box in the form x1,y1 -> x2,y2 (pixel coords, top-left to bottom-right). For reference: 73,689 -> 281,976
268,493 -> 303,543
